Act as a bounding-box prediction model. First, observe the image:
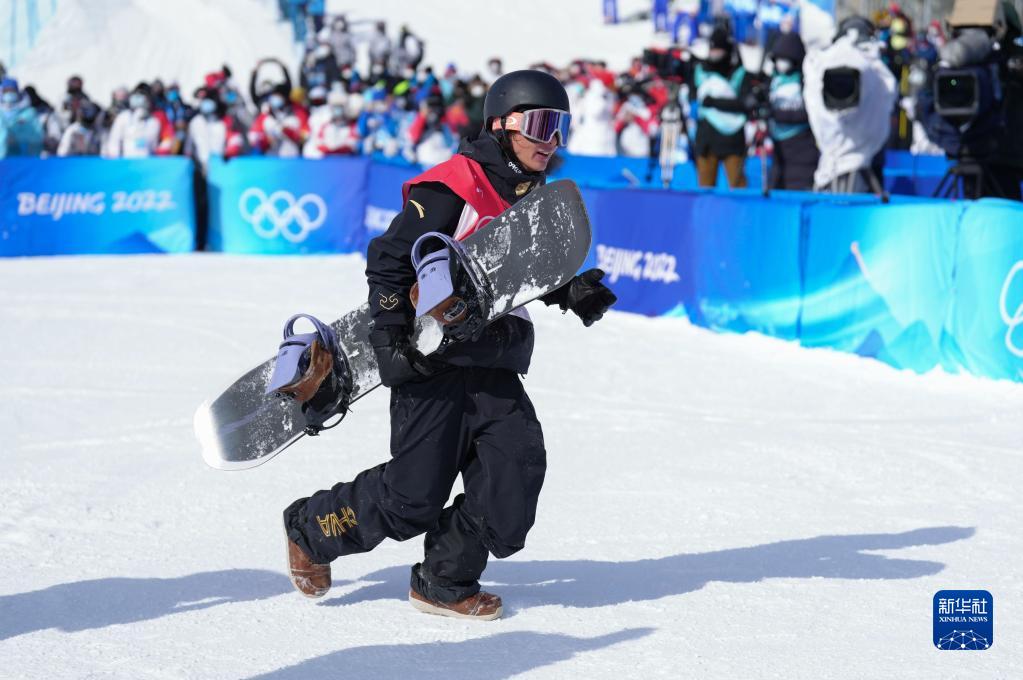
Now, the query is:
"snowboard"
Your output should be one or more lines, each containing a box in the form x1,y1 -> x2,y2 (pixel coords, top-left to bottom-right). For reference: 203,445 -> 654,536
195,179 -> 591,470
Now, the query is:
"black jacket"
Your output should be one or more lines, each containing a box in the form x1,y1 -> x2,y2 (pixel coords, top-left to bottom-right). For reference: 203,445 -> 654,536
365,133 -> 560,376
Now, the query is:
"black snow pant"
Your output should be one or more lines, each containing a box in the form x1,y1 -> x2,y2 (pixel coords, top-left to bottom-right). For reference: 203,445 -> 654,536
283,367 -> 547,603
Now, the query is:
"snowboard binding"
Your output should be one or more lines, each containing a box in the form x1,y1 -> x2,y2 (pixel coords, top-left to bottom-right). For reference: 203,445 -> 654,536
409,231 -> 493,344
266,314 -> 353,435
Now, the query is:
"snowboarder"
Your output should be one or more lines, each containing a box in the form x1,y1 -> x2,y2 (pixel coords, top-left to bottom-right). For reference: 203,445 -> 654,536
282,69 -> 616,620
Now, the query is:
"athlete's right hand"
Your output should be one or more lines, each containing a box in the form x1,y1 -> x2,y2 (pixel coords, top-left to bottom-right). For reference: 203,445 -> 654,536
369,325 -> 434,387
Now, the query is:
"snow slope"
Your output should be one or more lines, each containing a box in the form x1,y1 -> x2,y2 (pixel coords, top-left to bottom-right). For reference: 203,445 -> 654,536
1,254 -> 1020,679
10,0 -> 297,106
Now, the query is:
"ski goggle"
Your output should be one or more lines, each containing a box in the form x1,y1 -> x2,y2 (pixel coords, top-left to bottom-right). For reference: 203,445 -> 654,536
496,108 -> 572,146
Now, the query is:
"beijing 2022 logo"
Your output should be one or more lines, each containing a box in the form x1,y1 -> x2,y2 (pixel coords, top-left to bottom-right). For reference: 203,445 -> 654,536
934,590 -> 993,650
239,188 -> 327,243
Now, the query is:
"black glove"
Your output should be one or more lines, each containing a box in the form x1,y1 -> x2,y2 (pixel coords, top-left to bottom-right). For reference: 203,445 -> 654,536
369,325 -> 433,387
562,268 -> 617,327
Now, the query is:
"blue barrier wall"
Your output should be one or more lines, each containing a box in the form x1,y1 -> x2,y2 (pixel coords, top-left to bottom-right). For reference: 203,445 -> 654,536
207,156 -> 369,254
584,185 -> 1023,382
2,154 -> 1021,383
0,157 -> 195,255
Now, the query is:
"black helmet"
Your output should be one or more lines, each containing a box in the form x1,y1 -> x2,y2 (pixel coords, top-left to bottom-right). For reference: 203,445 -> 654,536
483,69 -> 570,125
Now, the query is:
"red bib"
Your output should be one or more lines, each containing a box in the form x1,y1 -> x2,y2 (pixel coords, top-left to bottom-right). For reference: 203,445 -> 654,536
402,155 -> 511,241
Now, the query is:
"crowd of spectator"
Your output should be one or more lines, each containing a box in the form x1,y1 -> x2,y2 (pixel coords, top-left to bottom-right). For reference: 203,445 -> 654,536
1,4 -> 1017,198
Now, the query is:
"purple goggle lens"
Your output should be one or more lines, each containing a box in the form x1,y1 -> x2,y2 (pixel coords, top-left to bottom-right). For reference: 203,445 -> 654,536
510,108 -> 571,146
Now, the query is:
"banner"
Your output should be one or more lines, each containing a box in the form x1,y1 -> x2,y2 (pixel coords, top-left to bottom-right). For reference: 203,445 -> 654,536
587,188 -> 691,316
681,191 -> 806,339
364,160 -> 420,241
0,157 -> 195,256
798,199 -> 963,373
945,199 -> 1023,381
206,156 -> 369,254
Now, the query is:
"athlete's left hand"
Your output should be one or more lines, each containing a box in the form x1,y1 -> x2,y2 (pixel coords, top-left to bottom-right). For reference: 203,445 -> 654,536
564,268 -> 617,327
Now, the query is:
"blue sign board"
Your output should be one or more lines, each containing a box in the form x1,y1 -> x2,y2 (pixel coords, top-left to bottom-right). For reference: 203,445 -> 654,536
206,156 -> 370,254
0,157 -> 195,256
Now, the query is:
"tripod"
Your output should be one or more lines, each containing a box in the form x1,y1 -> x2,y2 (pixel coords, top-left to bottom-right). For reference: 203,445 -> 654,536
932,155 -> 1008,199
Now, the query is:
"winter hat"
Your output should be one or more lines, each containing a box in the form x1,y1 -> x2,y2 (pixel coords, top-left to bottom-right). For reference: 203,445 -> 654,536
1,76 -> 19,91
770,31 -> 807,65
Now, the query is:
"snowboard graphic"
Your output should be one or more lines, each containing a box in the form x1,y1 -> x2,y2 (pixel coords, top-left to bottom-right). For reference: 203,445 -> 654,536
195,179 -> 591,470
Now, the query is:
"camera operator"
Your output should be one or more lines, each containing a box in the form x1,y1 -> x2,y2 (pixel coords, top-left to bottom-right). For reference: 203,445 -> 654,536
757,31 -> 819,190
915,2 -> 1023,200
804,17 -> 897,194
689,25 -> 756,188
993,2 -> 1023,198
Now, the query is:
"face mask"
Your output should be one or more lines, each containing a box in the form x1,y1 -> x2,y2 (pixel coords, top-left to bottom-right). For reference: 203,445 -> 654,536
269,94 -> 285,110
167,90 -> 180,102
129,93 -> 148,110
1,91 -> 18,104
774,58 -> 793,74
224,90 -> 238,104
199,99 -> 217,115
470,85 -> 485,97
331,105 -> 346,119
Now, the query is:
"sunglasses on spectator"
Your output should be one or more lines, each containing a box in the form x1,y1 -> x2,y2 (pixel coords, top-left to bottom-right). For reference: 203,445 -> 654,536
495,108 -> 571,146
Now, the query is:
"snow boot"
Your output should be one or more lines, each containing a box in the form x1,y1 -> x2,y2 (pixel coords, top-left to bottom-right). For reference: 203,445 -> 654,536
408,588 -> 504,621
285,529 -> 331,598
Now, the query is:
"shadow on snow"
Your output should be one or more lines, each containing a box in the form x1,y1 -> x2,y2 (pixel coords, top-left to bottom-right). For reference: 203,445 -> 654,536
0,568 -> 290,641
244,628 -> 655,680
321,526 -> 975,611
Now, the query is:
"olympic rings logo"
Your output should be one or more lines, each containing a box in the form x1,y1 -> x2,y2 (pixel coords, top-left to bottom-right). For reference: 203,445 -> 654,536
238,188 -> 327,243
998,261 -> 1023,358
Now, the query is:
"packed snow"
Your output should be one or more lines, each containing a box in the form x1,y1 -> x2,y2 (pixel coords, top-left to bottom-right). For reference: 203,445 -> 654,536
1,254 -> 1020,679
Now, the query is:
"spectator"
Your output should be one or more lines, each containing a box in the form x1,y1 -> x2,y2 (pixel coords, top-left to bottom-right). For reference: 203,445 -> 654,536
764,31 -> 818,190
211,67 -> 252,131
325,15 -> 356,69
464,75 -> 487,135
393,25 -> 425,72
103,83 -> 176,158
369,21 -> 392,68
23,85 -> 64,155
61,75 -> 93,126
0,78 -> 44,159
248,84 -> 310,157
304,89 -> 360,157
186,87 -> 244,170
307,0 -> 325,33
301,41 -> 342,92
162,81 -> 194,155
689,25 -> 754,188
407,87 -> 456,166
615,87 -> 657,157
100,86 -> 130,146
306,85 -> 330,130
359,87 -> 400,156
249,58 -> 293,110
339,64 -> 361,93
57,101 -> 102,156
568,77 -> 617,156
482,57 -> 504,85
